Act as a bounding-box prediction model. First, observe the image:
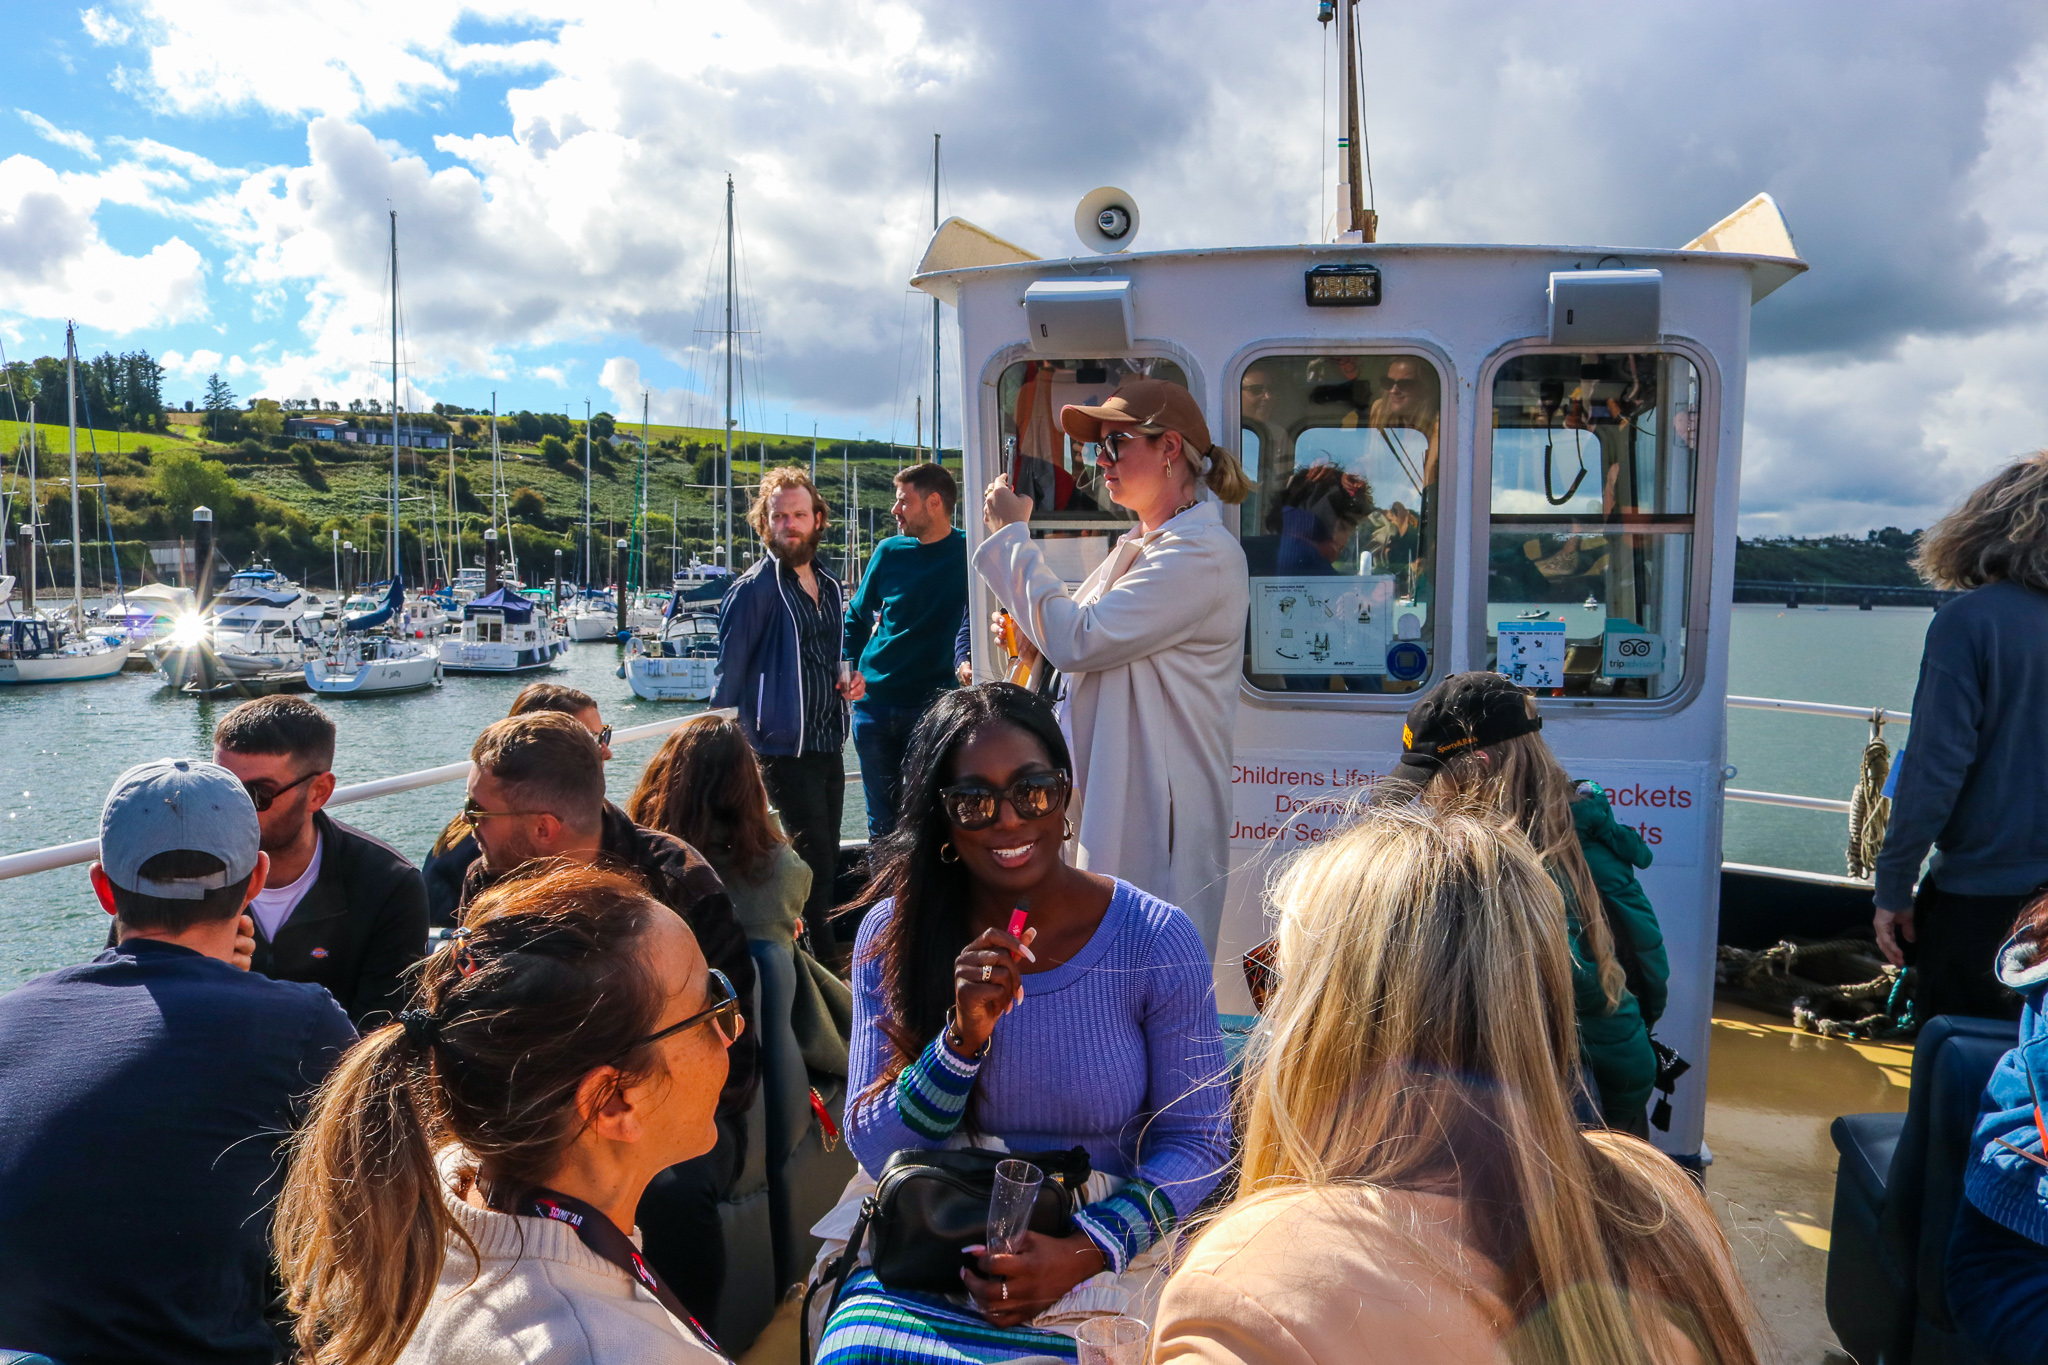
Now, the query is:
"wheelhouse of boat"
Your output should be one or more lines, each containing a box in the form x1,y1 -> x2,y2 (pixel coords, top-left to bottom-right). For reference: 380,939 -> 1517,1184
921,190 -> 1806,1164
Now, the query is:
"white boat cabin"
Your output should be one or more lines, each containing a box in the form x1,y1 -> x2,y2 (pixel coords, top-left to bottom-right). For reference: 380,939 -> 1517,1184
918,195 -> 1806,1157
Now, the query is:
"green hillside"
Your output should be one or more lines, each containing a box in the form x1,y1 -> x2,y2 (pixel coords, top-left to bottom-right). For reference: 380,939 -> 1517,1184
1733,528 -> 1924,586
3,419 -> 957,593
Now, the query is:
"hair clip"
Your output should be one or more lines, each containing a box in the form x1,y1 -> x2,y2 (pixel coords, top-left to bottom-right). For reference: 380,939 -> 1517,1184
447,925 -> 479,978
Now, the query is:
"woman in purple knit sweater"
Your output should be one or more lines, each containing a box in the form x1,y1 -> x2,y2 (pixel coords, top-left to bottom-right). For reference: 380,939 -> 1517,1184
814,683 -> 1231,1365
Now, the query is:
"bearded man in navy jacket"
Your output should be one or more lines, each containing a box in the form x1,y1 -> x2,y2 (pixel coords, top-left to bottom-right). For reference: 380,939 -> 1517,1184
713,466 -> 859,967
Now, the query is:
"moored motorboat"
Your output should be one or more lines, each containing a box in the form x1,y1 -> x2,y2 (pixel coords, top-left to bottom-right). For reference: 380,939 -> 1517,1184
439,586 -> 563,675
621,607 -> 718,701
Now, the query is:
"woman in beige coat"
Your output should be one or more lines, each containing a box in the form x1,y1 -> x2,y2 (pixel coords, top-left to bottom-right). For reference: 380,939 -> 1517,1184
977,378 -> 1250,944
1153,801 -> 1758,1365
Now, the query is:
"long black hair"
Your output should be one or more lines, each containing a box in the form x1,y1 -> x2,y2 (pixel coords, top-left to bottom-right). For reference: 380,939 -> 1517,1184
855,683 -> 1072,1090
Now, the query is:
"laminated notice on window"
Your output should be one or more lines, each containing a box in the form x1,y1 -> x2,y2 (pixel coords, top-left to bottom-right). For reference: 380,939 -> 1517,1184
1250,575 -> 1397,673
1495,619 -> 1566,688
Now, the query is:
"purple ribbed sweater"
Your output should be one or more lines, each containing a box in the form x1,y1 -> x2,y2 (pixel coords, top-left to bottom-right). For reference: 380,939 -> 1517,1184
846,879 -> 1231,1254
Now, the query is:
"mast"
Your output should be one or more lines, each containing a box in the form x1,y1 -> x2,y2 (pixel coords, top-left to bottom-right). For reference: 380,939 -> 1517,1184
389,210 -> 402,579
722,174 -> 735,572
66,326 -> 82,626
1333,0 -> 1375,242
640,390 -> 650,593
583,401 -> 593,587
931,134 -> 942,465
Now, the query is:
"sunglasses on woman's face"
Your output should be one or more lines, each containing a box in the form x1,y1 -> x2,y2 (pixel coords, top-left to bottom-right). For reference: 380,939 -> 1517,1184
1097,428 -> 1164,465
618,967 -> 744,1057
940,772 -> 1071,831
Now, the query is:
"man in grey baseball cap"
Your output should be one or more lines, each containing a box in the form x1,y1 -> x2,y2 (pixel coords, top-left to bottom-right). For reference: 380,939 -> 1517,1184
0,760 -> 355,1364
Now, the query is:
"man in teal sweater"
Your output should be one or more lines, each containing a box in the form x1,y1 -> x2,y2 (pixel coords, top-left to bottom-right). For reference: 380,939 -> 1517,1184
844,463 -> 969,840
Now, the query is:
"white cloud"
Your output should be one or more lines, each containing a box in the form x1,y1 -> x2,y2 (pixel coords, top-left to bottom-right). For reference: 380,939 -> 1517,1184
16,110 -> 98,161
26,0 -> 2048,533
600,355 -> 710,426
0,154 -> 207,333
80,6 -> 132,45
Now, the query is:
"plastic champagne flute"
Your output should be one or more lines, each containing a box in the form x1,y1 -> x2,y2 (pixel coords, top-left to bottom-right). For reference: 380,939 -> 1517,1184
1077,1315 -> 1149,1365
985,1158 -> 1044,1256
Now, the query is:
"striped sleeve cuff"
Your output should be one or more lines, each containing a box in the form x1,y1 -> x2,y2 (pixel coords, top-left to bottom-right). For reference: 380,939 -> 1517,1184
1072,1178 -> 1176,1273
894,1032 -> 983,1141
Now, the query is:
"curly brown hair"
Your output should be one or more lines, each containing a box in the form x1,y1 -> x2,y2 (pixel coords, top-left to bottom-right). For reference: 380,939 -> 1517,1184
1914,451 -> 2048,593
746,466 -> 831,542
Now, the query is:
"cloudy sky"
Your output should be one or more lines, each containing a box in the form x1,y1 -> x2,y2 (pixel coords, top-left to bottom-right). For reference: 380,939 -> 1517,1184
3,0 -> 2045,535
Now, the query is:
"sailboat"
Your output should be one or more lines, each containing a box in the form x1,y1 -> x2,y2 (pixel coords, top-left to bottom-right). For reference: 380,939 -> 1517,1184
305,571 -> 441,695
305,214 -> 441,695
624,177 -> 745,700
1,327 -> 130,684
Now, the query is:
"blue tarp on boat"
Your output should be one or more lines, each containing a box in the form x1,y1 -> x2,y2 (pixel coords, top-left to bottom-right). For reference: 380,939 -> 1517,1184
464,587 -> 535,622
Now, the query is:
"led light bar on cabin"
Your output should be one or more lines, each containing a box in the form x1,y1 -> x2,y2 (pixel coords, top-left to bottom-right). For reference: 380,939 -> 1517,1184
1304,263 -> 1381,307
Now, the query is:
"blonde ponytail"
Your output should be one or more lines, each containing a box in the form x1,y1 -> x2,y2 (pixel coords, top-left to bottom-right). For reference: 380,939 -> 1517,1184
1202,443 -> 1253,505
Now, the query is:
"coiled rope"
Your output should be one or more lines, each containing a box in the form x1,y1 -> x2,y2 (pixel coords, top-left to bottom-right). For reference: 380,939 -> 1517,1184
1847,712 -> 1892,880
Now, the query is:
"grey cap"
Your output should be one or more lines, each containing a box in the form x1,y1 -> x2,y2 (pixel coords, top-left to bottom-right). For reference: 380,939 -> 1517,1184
99,759 -> 261,899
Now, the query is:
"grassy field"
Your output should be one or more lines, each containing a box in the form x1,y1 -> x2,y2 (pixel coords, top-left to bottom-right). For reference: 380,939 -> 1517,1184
0,419 -> 207,460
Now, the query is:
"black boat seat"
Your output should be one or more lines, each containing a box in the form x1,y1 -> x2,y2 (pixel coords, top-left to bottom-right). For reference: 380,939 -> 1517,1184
1827,1014 -> 2019,1365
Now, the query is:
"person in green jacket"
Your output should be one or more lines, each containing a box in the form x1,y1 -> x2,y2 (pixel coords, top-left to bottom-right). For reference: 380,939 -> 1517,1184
1387,673 -> 1662,1134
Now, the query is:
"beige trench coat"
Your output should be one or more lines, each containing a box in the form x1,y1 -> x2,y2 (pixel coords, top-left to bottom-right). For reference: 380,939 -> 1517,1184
973,502 -> 1247,944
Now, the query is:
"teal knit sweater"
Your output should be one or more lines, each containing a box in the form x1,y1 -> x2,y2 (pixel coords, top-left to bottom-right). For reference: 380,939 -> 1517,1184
842,530 -> 968,706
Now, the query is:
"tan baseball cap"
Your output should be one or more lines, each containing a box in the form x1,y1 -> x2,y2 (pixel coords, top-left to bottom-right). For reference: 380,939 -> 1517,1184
1059,378 -> 1215,455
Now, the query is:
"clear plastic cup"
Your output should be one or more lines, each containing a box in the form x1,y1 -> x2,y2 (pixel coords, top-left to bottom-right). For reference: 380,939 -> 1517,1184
1077,1315 -> 1149,1365
985,1158 -> 1044,1255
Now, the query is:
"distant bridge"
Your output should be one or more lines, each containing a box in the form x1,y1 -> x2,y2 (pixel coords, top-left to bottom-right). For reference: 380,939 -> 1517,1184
1733,578 -> 1961,609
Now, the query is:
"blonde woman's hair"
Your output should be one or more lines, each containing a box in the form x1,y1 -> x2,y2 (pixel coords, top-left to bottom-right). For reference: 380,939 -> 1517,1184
1429,701 -> 1628,1010
1199,441 -> 1253,505
1231,802 -> 1756,1365
1915,451 -> 2048,593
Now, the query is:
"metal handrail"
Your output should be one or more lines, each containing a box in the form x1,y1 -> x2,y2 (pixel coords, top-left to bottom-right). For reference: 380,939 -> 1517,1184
0,708 -> 739,883
1728,694 -> 1911,726
1724,788 -> 1854,814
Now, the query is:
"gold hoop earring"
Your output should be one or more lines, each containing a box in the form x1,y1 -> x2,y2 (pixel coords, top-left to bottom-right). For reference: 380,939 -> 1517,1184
1062,818 -> 1075,841
939,842 -> 960,863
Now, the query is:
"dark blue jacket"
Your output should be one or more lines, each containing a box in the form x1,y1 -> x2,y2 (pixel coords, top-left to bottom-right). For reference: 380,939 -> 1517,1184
1965,926 -> 2048,1243
713,554 -> 845,757
0,939 -> 356,1365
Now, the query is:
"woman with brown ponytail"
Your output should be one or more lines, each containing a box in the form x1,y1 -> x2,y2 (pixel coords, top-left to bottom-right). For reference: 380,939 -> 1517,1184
1154,802 -> 1754,1365
275,862 -> 744,1365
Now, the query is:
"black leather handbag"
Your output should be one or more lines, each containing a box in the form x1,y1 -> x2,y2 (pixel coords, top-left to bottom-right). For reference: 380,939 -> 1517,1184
800,1146 -> 1092,1365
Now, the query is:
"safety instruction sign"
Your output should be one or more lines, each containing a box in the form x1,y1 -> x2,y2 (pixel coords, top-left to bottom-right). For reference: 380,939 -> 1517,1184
1496,618 -> 1566,688
1249,575 -> 1398,673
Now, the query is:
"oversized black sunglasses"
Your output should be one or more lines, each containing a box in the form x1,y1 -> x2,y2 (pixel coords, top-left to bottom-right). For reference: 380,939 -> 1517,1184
618,967 -> 743,1056
1097,427 -> 1165,464
596,724 -> 613,749
243,768 -> 325,812
940,772 -> 1071,831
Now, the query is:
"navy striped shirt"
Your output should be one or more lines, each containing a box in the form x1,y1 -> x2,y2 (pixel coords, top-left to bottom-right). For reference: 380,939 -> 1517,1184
779,556 -> 845,754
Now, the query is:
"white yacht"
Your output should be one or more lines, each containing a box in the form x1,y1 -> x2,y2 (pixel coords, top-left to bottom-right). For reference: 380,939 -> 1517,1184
621,607 -> 719,701
563,590 -> 624,643
151,568 -> 319,688
439,587 -> 564,674
306,578 -> 443,696
0,577 -> 131,684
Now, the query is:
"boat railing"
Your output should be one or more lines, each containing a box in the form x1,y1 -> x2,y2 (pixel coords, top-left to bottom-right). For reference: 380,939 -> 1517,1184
0,708 -> 741,883
1724,694 -> 1909,816
0,694 -> 1902,885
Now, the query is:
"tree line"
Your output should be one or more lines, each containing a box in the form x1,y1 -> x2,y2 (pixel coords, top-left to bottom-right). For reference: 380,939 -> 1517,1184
2,350 -> 168,432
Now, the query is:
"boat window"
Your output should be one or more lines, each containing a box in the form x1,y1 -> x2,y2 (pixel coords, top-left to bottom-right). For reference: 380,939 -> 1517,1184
1485,352 -> 1699,699
1238,352 -> 1443,696
988,355 -> 1194,602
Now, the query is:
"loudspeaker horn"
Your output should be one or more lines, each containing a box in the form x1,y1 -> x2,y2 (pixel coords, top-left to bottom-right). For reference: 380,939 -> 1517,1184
1074,187 -> 1140,254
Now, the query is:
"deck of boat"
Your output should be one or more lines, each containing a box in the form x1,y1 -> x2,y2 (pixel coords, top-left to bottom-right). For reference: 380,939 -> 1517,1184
1706,999 -> 1911,1363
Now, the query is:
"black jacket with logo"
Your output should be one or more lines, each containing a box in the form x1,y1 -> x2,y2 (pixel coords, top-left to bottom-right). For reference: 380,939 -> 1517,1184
251,810 -> 430,1028
459,802 -> 760,1124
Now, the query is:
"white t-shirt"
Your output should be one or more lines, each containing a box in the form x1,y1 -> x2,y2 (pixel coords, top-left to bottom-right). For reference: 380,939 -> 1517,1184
250,834 -> 322,940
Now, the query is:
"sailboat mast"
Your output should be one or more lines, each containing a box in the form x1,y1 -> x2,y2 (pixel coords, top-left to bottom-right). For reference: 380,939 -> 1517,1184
722,174 -> 735,572
1333,0 -> 1375,242
66,325 -> 82,624
389,210 -> 401,580
640,390 -> 650,593
583,401 -> 592,586
931,134 -> 941,467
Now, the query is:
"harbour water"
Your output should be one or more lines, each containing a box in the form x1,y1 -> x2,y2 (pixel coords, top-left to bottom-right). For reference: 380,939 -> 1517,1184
0,603 -> 1934,988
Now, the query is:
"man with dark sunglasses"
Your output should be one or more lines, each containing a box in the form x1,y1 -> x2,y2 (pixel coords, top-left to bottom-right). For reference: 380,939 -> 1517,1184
208,696 -> 427,1027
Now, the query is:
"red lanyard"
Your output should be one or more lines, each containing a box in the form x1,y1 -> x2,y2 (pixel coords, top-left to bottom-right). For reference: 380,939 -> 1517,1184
493,1183 -> 725,1356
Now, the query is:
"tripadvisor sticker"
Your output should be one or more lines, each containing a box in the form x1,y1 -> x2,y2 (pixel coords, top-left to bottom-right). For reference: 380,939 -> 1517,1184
1602,618 -> 1666,677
